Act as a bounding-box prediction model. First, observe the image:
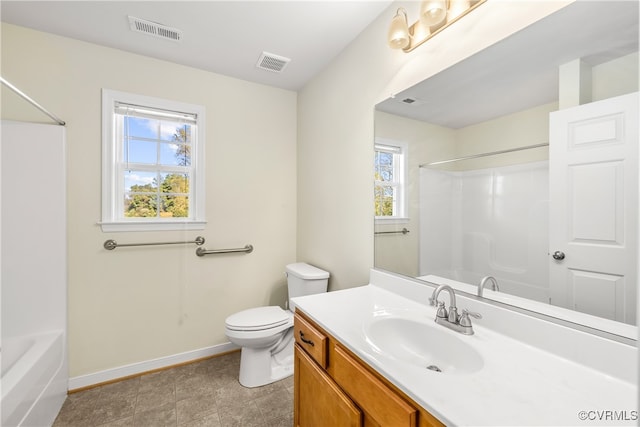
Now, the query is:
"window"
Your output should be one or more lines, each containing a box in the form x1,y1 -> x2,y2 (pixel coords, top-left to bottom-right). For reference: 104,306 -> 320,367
101,89 -> 206,231
374,140 -> 407,221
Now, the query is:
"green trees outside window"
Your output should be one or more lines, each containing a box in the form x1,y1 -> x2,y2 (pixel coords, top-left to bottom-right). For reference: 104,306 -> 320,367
124,123 -> 191,218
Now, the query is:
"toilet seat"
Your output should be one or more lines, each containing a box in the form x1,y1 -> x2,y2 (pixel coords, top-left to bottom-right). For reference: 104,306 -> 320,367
225,306 -> 292,332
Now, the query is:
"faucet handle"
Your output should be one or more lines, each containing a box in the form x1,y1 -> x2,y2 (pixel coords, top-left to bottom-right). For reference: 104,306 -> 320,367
459,309 -> 482,328
435,301 -> 448,319
461,309 -> 482,319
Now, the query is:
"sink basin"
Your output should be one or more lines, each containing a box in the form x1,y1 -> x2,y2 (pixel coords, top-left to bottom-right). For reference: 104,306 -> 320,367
364,316 -> 484,375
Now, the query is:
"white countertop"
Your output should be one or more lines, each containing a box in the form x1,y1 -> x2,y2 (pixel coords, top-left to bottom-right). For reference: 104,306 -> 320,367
292,277 -> 637,426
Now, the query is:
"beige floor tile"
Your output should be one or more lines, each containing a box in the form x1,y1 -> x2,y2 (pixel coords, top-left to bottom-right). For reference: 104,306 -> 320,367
175,392 -> 217,425
52,398 -> 96,427
133,402 -> 176,427
255,389 -> 293,421
97,415 -> 134,427
139,369 -> 177,394
53,352 -> 293,427
217,400 -> 263,427
176,378 -> 218,402
178,411 -> 222,427
135,384 -> 176,413
91,394 -> 137,425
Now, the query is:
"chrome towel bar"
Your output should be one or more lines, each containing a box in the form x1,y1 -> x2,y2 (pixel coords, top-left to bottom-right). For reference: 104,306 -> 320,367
104,236 -> 205,250
196,245 -> 253,256
374,228 -> 409,235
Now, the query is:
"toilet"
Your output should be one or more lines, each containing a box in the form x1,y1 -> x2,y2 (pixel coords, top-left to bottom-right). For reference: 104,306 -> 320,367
224,262 -> 330,388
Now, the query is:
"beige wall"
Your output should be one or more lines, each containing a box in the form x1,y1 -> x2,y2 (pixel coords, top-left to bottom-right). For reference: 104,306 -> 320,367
454,102 -> 556,170
296,0 -> 573,291
592,52 -> 639,102
1,23 -> 297,377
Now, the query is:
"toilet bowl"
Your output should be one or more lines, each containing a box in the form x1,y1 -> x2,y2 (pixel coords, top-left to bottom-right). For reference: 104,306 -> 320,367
224,263 -> 329,388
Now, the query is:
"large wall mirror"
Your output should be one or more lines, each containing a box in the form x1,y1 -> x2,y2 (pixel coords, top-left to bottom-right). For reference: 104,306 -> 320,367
374,1 -> 639,340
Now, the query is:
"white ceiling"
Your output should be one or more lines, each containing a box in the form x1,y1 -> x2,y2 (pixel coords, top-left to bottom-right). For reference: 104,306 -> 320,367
377,0 -> 639,128
1,1 -> 393,91
4,1 -> 637,127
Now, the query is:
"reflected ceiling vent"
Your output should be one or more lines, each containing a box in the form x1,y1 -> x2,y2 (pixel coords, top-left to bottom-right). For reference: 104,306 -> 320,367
128,16 -> 182,42
398,96 -> 425,107
256,52 -> 291,73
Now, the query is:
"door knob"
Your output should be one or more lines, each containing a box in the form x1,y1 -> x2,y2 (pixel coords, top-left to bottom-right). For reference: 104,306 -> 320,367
552,251 -> 565,260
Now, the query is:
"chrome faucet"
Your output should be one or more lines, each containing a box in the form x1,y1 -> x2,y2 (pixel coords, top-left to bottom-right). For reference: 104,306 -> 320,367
429,284 -> 481,335
478,276 -> 499,297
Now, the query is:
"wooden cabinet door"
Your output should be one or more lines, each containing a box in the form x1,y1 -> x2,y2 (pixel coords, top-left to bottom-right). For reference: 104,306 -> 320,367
333,345 -> 417,427
294,344 -> 362,427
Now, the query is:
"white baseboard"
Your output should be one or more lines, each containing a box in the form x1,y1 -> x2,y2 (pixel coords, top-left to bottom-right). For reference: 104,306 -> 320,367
68,342 -> 239,391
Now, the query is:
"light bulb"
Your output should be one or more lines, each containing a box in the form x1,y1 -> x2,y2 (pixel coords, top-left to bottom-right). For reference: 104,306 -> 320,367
447,0 -> 471,21
387,8 -> 410,49
420,0 -> 447,26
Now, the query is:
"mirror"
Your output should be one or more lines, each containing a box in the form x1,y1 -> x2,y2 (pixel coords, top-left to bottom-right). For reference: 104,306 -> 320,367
374,1 -> 639,339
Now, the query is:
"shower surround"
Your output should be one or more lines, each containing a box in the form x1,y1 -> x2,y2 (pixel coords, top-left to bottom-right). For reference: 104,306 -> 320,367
1,121 -> 68,426
420,161 -> 550,302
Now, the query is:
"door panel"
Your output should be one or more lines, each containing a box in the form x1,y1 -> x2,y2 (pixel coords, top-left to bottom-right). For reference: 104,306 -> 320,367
549,92 -> 638,324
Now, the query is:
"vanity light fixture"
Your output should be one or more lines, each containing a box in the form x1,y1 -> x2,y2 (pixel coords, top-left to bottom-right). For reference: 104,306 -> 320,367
387,0 -> 486,52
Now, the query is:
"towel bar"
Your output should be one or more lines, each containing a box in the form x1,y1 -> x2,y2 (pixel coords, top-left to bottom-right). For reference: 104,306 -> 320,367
374,228 -> 410,235
104,236 -> 205,250
196,245 -> 253,256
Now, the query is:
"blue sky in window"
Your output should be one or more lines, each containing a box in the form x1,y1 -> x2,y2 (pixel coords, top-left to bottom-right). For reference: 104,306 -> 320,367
375,152 -> 393,182
124,117 -> 191,191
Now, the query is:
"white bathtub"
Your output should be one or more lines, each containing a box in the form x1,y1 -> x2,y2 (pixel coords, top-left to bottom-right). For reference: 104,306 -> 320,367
1,331 -> 67,427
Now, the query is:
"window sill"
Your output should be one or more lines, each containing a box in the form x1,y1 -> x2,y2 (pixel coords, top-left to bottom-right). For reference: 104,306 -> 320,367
375,217 -> 410,225
99,220 -> 207,233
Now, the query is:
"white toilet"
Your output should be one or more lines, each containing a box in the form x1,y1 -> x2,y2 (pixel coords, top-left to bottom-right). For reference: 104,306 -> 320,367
224,262 -> 330,388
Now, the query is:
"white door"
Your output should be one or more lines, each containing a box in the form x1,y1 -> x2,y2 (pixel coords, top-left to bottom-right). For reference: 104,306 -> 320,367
549,92 -> 638,324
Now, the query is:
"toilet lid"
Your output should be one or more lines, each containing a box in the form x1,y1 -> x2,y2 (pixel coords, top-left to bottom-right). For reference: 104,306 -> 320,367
225,306 -> 291,331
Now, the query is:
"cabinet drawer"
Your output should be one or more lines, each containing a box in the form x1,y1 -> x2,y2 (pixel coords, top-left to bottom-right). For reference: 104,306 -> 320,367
294,312 -> 328,369
333,345 -> 417,427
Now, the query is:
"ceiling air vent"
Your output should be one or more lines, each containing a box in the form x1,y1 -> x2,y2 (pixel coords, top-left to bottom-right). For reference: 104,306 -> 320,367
256,52 -> 291,73
128,16 -> 182,42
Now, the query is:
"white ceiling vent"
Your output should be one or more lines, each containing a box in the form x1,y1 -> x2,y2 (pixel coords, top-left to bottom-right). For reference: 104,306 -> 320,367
128,16 -> 182,42
256,52 -> 291,73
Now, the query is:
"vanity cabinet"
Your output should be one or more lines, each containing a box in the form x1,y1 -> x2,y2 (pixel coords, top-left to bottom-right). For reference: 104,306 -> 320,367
294,311 -> 444,427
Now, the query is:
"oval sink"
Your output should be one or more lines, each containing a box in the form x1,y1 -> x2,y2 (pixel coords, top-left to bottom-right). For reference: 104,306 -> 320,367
364,316 -> 484,375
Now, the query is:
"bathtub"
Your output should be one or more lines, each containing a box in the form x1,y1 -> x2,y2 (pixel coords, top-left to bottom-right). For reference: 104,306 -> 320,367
1,331 -> 67,427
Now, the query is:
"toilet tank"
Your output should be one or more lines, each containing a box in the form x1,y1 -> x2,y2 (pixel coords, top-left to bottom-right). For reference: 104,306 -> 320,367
285,263 -> 329,312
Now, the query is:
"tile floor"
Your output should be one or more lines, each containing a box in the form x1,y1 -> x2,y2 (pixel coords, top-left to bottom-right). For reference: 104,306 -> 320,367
53,351 -> 294,427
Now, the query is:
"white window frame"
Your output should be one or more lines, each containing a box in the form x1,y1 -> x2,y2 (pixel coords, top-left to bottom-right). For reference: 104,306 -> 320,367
101,89 -> 206,232
374,138 -> 408,223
